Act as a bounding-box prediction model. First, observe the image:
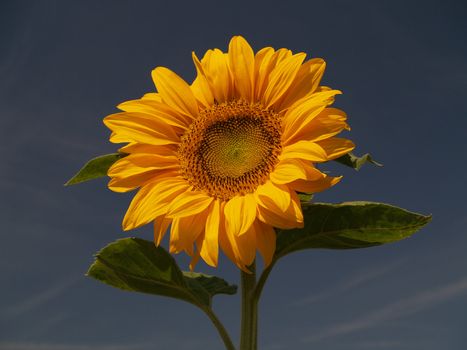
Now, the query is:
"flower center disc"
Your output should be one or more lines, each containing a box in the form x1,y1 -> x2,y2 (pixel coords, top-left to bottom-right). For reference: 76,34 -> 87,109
178,101 -> 282,200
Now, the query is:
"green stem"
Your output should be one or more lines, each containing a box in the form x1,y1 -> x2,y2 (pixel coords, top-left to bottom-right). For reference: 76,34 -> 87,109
240,262 -> 258,350
252,262 -> 275,302
202,306 -> 237,350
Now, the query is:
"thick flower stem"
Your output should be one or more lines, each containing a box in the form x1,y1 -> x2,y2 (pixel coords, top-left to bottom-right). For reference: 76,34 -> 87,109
240,262 -> 258,350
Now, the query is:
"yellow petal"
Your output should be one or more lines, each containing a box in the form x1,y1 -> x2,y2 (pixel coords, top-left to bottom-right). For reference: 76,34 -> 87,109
221,218 -> 257,271
290,175 -> 342,193
228,36 -> 255,101
109,169 -> 178,193
255,48 -> 294,101
122,178 -> 189,230
263,53 -> 306,109
108,172 -> 156,193
200,199 -> 221,267
191,52 -> 215,108
189,236 -> 203,271
141,93 -> 162,102
255,180 -> 291,213
151,67 -> 199,119
279,58 -> 326,109
316,138 -> 355,160
253,47 -> 275,100
282,90 -> 342,144
153,214 -> 172,246
117,98 -> 189,130
215,202 -> 255,272
233,223 -> 257,268
224,193 -> 257,236
270,159 -> 324,185
118,143 -> 177,156
217,202 -> 245,271
169,210 -> 207,254
280,140 -> 328,162
256,191 -> 303,229
285,108 -> 349,145
255,221 -> 276,267
107,153 -> 179,192
219,229 -> 245,272
104,112 -> 180,146
166,191 -> 213,218
201,49 -> 232,102
108,153 -> 178,178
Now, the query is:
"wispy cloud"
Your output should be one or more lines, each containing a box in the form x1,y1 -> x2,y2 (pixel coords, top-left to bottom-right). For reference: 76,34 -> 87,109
302,276 -> 467,343
2,277 -> 78,319
354,340 -> 411,349
293,258 -> 406,306
0,343 -> 148,350
0,338 -> 214,350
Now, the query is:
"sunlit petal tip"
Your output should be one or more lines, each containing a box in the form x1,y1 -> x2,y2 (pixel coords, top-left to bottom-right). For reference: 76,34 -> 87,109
189,252 -> 201,271
191,51 -> 203,70
228,35 -> 255,101
153,216 -> 169,246
318,138 -> 355,160
332,175 -> 343,185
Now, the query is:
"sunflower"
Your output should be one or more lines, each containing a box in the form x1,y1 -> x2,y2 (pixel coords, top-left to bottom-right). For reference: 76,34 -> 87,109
103,36 -> 354,271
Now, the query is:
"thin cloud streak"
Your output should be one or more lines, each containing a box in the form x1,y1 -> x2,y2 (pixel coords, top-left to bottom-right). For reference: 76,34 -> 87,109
302,276 -> 467,343
0,343 -> 148,350
3,277 -> 78,319
0,337 -> 214,350
293,259 -> 406,306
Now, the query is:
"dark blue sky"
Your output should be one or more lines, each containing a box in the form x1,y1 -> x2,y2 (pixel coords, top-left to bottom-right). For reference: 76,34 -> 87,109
1,0 -> 466,349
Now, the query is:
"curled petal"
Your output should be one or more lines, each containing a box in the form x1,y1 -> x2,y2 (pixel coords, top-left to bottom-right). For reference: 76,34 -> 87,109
224,194 -> 257,236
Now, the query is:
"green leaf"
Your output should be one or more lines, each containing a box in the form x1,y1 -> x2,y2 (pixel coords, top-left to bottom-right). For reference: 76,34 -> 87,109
184,272 -> 238,297
274,202 -> 431,260
87,238 -> 237,307
334,152 -> 383,170
65,153 -> 126,186
298,193 -> 314,203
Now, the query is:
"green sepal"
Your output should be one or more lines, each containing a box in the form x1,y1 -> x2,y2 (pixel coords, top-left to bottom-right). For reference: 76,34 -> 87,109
65,153 -> 127,186
298,193 -> 314,203
87,238 -> 237,307
274,201 -> 431,260
334,152 -> 383,170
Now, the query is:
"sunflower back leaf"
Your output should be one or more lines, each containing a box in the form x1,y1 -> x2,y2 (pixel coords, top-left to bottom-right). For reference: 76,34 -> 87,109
65,153 -> 126,185
334,152 -> 382,170
87,238 -> 236,307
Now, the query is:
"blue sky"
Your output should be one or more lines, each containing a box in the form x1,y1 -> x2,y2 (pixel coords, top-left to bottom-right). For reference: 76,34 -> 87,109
1,0 -> 466,349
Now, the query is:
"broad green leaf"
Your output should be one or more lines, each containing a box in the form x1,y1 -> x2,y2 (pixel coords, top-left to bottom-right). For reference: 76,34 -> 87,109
87,238 -> 236,307
274,202 -> 431,260
65,153 -> 126,185
334,152 -> 383,170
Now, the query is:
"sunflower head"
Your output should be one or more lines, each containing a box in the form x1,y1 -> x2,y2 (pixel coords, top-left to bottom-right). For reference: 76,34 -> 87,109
104,36 -> 354,271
